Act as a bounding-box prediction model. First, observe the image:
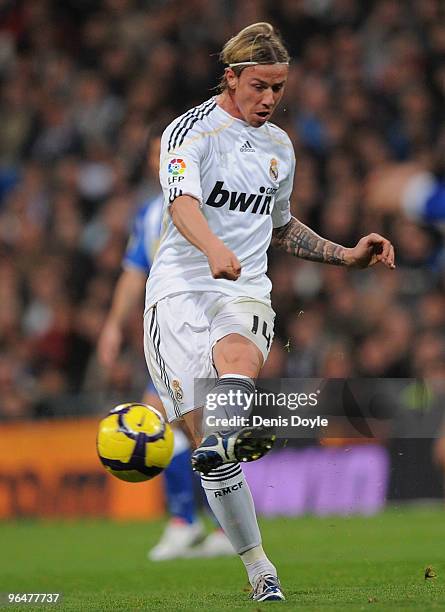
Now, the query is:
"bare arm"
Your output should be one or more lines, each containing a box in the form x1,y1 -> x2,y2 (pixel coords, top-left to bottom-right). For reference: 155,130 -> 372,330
170,195 -> 241,280
272,217 -> 395,269
97,268 -> 146,367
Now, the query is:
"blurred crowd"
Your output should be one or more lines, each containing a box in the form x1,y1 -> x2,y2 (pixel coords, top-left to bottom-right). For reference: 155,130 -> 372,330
1,0 -> 445,420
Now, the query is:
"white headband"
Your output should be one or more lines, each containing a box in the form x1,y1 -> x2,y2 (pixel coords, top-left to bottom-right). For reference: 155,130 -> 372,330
228,61 -> 289,68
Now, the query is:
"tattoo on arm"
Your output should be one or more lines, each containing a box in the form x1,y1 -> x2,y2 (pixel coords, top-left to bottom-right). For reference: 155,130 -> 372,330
271,217 -> 347,265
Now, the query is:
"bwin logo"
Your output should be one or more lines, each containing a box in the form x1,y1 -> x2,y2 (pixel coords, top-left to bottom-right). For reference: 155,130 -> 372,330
206,181 -> 272,215
214,481 -> 244,497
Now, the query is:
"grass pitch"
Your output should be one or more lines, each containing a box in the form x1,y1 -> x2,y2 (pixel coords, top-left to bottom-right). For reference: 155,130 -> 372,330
0,507 -> 444,611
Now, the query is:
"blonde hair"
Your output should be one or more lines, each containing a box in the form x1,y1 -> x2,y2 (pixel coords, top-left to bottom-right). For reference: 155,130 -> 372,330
219,22 -> 289,90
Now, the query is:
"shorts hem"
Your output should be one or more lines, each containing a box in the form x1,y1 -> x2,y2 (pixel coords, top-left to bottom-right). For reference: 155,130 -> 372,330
145,290 -> 271,315
166,404 -> 201,423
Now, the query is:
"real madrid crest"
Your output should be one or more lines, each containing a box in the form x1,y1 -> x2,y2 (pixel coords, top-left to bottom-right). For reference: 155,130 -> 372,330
269,158 -> 279,181
172,379 -> 184,403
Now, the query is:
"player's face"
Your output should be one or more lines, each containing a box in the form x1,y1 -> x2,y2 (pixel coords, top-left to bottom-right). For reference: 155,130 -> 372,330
229,64 -> 288,128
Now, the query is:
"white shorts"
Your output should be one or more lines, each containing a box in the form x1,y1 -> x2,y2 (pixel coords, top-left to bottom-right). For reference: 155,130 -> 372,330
143,292 -> 275,422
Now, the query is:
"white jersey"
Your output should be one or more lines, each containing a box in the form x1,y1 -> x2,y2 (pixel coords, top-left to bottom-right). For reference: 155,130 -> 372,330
145,97 -> 295,311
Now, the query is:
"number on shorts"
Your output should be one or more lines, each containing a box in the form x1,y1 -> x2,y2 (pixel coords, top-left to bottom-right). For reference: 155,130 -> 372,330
251,315 -> 271,349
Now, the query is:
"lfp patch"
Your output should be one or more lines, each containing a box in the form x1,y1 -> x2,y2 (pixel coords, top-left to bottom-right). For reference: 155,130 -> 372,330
168,158 -> 186,176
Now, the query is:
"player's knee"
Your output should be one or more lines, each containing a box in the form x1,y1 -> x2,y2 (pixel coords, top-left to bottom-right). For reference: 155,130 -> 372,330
214,335 -> 263,377
218,352 -> 262,378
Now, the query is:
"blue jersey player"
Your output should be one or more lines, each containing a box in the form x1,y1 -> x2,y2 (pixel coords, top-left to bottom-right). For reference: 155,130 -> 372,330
97,135 -> 232,560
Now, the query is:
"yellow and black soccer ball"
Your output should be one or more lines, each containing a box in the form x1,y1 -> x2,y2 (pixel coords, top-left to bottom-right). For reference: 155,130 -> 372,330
97,403 -> 174,482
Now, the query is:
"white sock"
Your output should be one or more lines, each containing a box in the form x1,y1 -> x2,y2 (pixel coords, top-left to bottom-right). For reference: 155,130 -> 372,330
241,545 -> 277,586
201,462 -> 260,553
201,463 -> 276,584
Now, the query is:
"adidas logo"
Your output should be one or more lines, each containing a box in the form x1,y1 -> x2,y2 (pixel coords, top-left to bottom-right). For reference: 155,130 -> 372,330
240,140 -> 255,152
